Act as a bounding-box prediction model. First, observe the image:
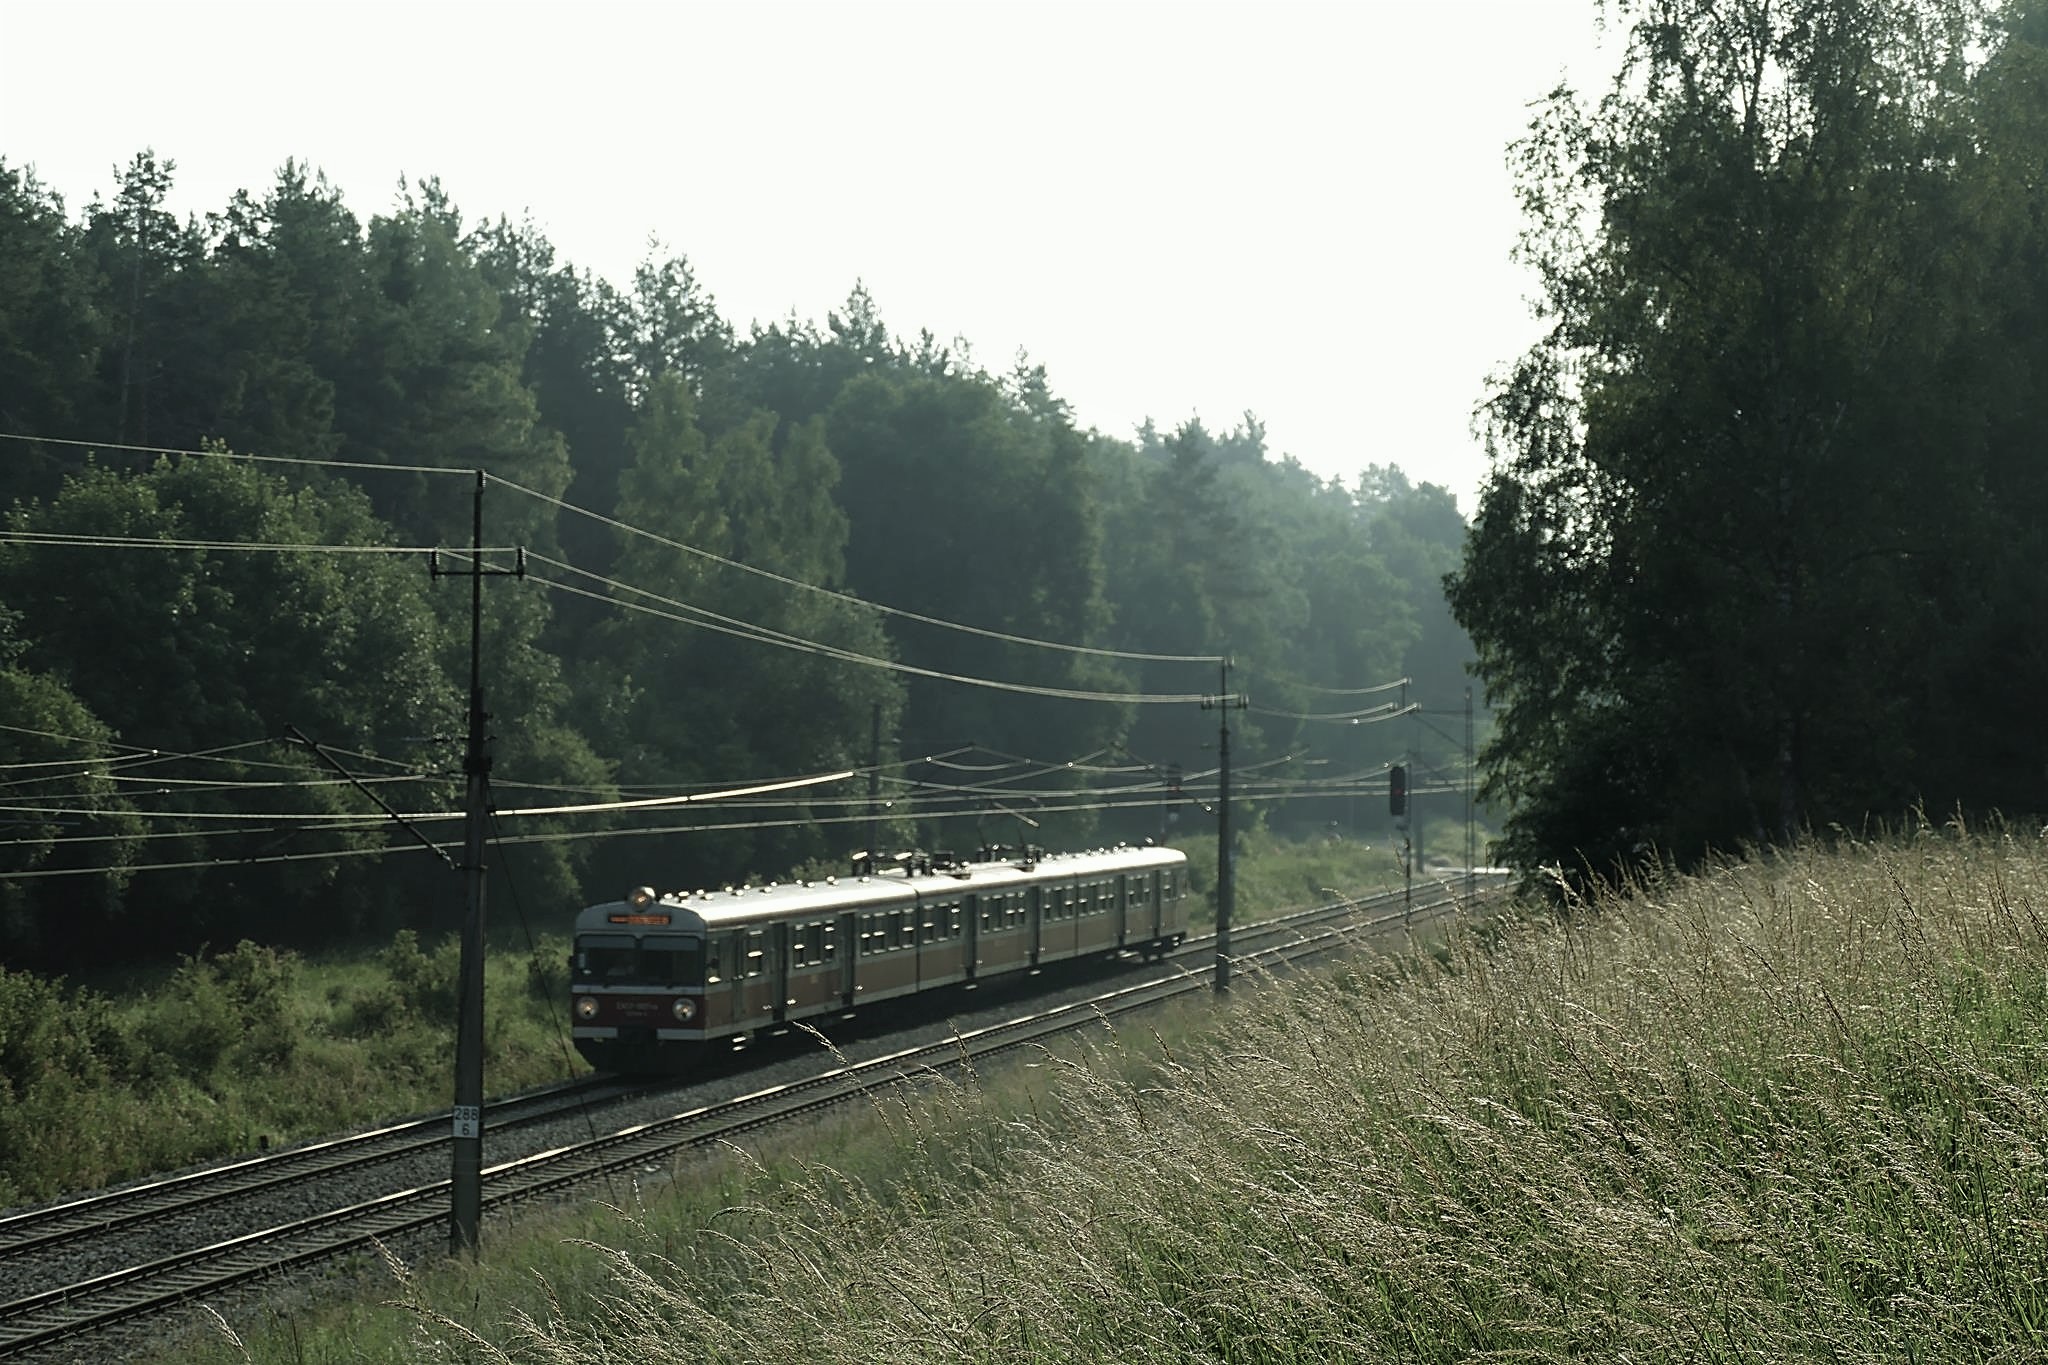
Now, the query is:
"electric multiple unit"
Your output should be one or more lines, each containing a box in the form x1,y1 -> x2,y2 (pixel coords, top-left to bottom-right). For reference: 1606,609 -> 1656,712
570,844 -> 1189,1073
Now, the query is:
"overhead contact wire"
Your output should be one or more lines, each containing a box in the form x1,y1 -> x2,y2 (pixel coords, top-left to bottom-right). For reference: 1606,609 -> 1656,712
525,565 -> 1213,705
489,473 -> 1223,665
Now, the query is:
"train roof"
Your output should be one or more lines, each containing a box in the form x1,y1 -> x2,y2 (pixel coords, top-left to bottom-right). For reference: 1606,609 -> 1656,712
573,843 -> 1188,935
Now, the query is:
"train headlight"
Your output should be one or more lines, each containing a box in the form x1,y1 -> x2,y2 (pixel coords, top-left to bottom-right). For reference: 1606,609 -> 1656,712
626,886 -> 658,908
574,996 -> 600,1022
671,997 -> 698,1022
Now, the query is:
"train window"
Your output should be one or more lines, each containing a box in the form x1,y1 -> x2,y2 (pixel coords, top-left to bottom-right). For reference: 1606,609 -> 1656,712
821,924 -> 838,962
573,935 -> 637,982
743,931 -> 765,978
705,935 -> 729,984
791,924 -> 808,969
640,937 -> 706,985
948,906 -> 963,938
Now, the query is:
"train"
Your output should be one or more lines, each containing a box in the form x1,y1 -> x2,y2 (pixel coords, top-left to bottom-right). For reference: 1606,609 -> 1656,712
570,843 -> 1191,1073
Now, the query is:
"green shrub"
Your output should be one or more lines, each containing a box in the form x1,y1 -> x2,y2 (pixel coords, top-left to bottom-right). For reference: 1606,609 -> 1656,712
0,968 -> 135,1203
138,953 -> 243,1078
0,967 -> 114,1097
333,979 -> 406,1037
137,941 -> 302,1077
377,928 -> 461,1025
525,942 -> 569,1001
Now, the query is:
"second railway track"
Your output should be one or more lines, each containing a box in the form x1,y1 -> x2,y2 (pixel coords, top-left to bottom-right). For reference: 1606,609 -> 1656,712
0,876 -> 1497,1361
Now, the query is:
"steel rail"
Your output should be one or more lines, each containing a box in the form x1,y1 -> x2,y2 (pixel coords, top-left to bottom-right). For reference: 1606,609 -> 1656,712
0,876 -> 1501,1358
0,1075 -> 663,1260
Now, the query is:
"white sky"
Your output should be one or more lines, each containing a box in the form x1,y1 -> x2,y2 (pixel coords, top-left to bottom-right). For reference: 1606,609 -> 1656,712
5,0 -> 1618,516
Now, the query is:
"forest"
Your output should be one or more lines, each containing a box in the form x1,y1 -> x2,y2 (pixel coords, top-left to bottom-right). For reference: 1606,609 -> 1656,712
0,154 -> 1474,973
1453,0 -> 2048,874
18,0 -> 2032,980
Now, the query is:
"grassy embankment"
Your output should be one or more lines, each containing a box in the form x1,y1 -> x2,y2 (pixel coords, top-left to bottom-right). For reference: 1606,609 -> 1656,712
0,832 -> 1403,1208
165,823 -> 2048,1362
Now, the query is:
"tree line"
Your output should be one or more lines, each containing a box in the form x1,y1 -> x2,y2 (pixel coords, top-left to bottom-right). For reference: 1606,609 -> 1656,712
1452,0 -> 2048,875
0,158 -> 1473,971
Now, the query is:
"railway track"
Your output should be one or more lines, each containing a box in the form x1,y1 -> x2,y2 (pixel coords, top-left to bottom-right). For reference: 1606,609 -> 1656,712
0,876 -> 1496,1359
0,1074 -> 664,1263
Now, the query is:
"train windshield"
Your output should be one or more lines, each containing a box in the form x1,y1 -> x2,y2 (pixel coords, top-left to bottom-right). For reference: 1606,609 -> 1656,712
572,934 -> 705,986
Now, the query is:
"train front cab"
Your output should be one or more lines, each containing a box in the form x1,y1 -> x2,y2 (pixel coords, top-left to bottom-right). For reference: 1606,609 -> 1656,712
570,898 -> 715,1073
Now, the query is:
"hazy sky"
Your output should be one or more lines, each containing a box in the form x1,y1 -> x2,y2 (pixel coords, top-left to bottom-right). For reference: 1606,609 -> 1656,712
5,0 -> 1618,514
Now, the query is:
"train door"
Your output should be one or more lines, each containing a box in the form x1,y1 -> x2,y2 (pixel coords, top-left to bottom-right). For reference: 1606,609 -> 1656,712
837,910 -> 858,1009
1027,885 -> 1043,968
769,921 -> 790,1024
914,900 -> 932,989
738,928 -> 766,1030
707,933 -> 743,1032
964,894 -> 981,983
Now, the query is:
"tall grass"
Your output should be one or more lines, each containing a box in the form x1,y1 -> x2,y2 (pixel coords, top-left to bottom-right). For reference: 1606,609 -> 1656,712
1176,826 -> 1404,928
342,827 -> 2048,1362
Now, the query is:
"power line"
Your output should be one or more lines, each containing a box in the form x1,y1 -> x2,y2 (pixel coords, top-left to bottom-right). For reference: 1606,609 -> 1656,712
0,772 -> 1454,877
1248,702 -> 1416,723
494,768 -> 856,819
525,561 -> 1215,706
1246,672 -> 1411,698
487,472 -> 1225,666
0,431 -> 476,480
481,745 -> 974,801
0,531 -> 469,556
